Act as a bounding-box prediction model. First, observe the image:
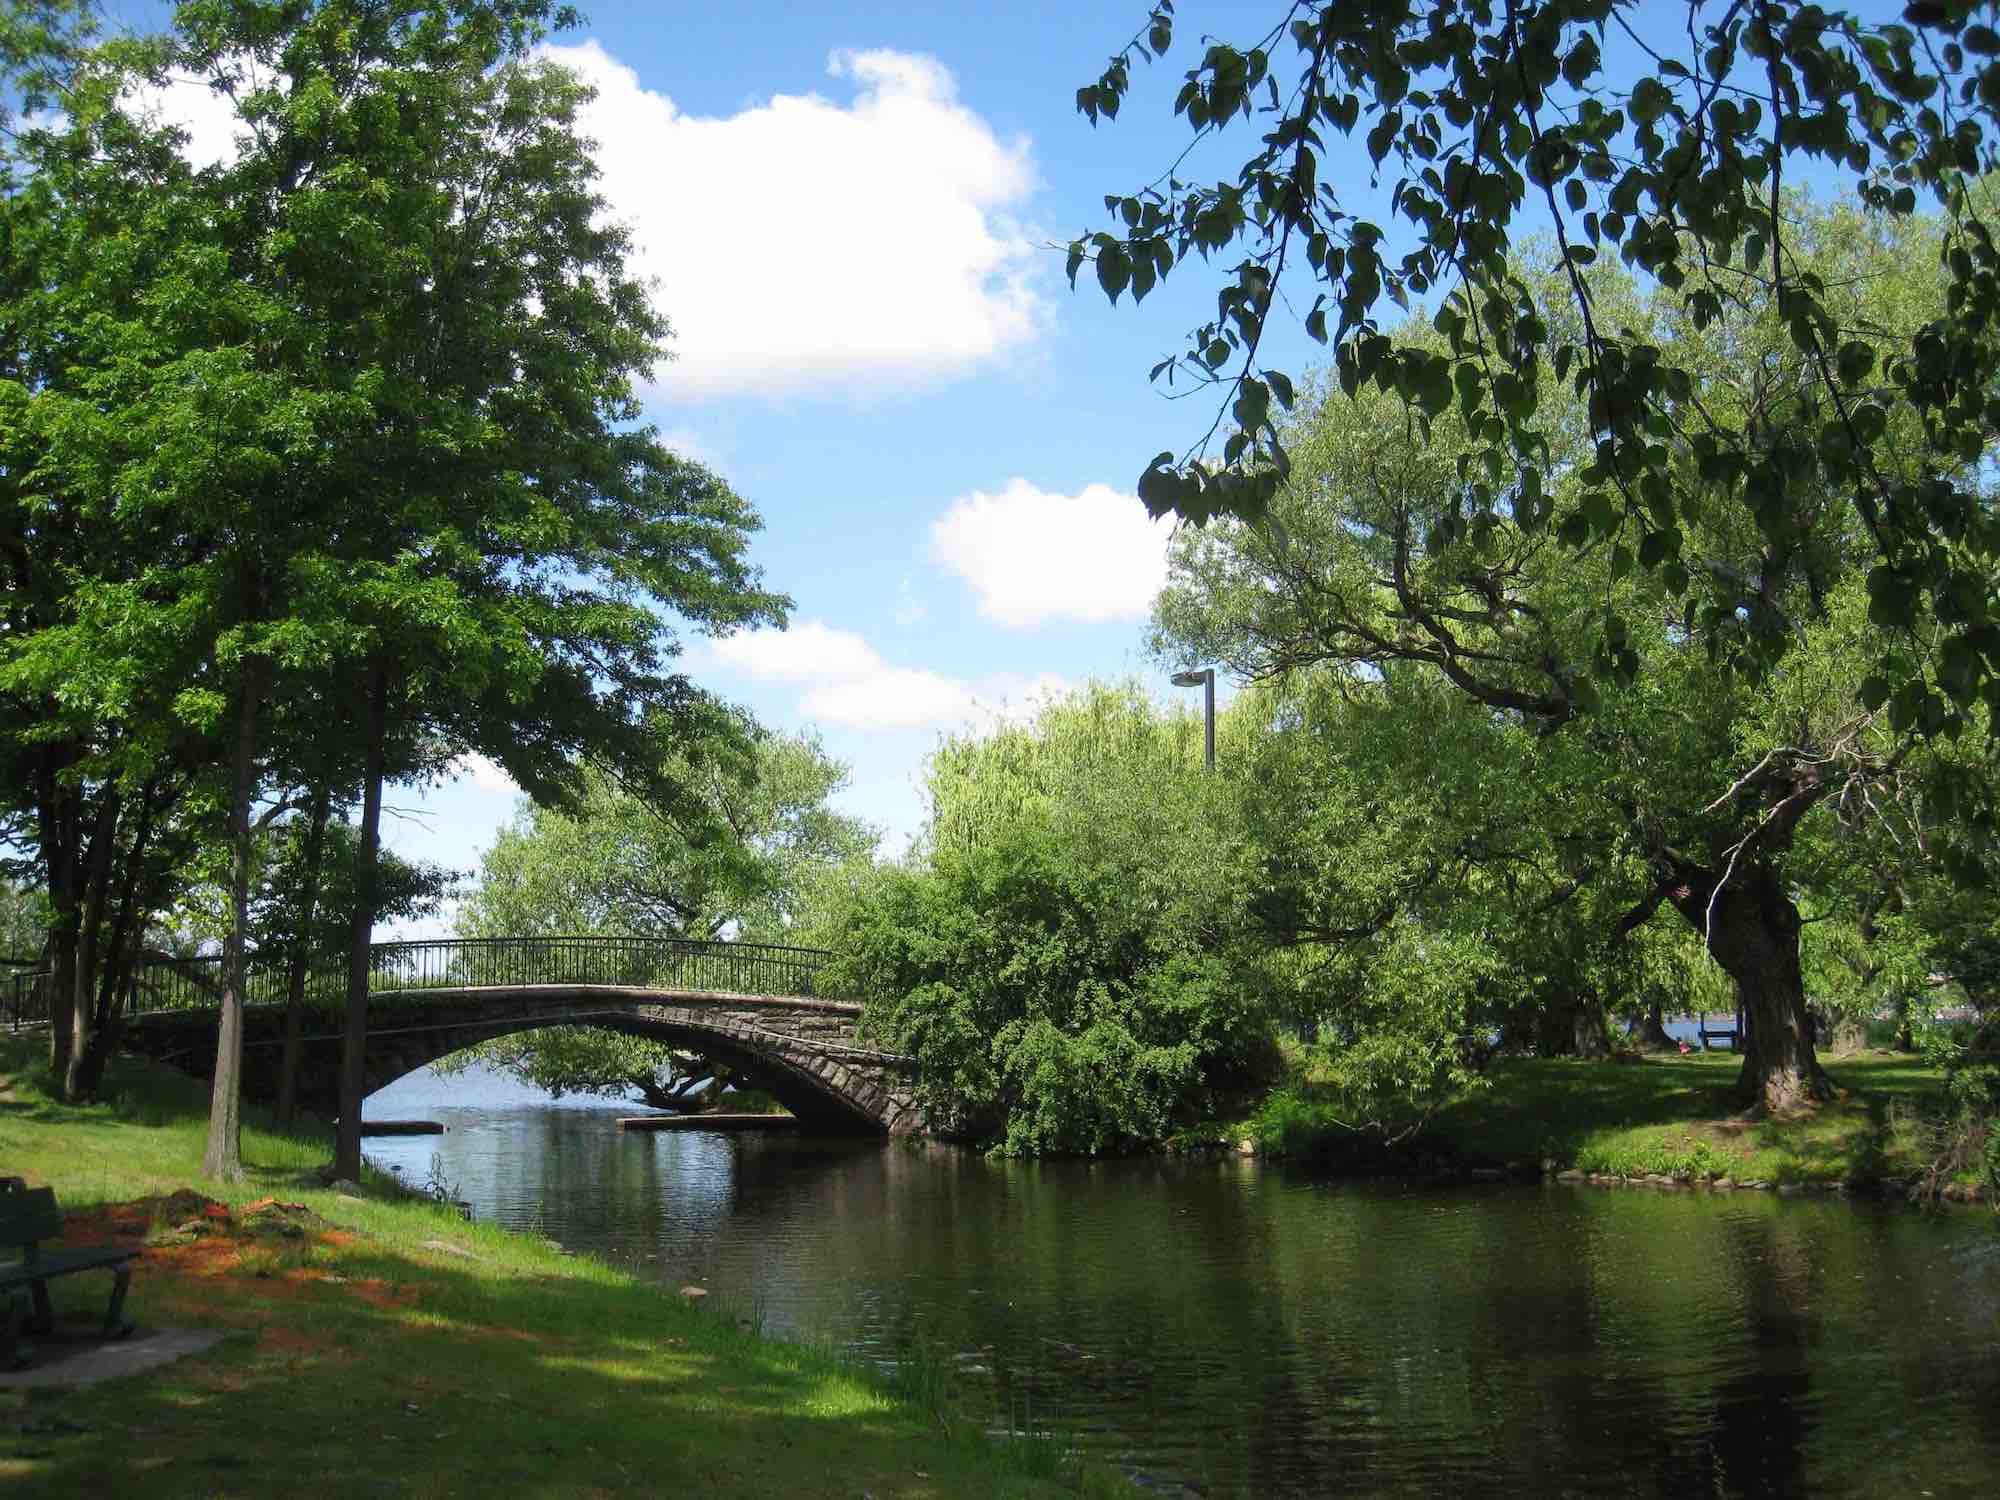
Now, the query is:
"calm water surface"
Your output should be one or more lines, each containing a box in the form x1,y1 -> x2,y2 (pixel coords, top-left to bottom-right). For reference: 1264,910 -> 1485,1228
366,1064 -> 2000,1498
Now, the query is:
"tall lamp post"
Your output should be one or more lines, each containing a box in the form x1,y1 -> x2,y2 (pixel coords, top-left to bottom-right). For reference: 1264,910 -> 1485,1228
1170,668 -> 1216,769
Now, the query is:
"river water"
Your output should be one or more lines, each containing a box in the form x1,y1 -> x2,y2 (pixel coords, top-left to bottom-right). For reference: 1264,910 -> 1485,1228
365,1063 -> 2000,1498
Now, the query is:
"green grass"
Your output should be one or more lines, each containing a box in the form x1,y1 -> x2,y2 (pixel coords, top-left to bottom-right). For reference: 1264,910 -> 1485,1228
0,1035 -> 1132,1499
1241,1049 -> 1962,1187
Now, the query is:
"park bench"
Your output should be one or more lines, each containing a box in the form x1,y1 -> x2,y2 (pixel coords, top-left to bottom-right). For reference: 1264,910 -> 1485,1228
1,1177 -> 134,1369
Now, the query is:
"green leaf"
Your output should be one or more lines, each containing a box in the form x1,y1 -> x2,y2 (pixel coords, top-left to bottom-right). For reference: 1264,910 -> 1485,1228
1636,528 -> 1680,568
1836,340 -> 1876,386
1096,244 -> 1131,301
1562,36 -> 1600,90
1137,456 -> 1182,518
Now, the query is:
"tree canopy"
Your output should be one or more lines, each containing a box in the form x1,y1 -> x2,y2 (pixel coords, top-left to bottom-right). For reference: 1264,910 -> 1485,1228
459,718 -> 877,944
1074,0 -> 2000,735
0,1 -> 786,1141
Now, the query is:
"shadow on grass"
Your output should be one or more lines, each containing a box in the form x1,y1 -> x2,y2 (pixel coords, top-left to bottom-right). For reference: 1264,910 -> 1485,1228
0,1033 -> 1115,1500
1258,1051 -> 1951,1183
1429,1056 -> 1749,1161
1434,1054 -> 1949,1183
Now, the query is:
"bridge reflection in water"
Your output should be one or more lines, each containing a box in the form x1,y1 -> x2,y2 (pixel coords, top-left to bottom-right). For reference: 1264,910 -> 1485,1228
12,938 -> 921,1136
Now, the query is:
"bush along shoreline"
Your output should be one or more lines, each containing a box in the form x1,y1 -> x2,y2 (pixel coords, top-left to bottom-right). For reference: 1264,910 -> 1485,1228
0,1037 -> 1133,1500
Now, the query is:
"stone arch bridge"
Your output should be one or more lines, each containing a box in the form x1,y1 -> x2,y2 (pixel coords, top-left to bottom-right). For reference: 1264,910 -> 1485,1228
91,937 -> 923,1135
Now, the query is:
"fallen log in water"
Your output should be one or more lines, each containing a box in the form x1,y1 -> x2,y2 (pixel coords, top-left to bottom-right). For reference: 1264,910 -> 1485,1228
618,1113 -> 797,1132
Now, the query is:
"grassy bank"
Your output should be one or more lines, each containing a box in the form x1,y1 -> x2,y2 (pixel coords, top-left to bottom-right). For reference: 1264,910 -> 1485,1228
1239,1049 -> 1977,1190
0,1036 -> 1129,1498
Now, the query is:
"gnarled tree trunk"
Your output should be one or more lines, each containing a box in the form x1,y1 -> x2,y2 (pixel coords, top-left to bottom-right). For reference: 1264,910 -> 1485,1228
1673,863 -> 1830,1113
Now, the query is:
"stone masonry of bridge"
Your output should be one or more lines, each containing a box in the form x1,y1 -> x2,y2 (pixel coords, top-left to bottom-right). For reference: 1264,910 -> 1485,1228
121,986 -> 925,1135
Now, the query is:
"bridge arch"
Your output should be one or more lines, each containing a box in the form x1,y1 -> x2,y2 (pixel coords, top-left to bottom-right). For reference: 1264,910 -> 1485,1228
109,936 -> 922,1135
349,990 -> 913,1132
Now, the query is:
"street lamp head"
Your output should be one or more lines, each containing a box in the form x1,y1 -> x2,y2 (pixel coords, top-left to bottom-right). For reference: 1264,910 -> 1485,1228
1170,667 -> 1217,769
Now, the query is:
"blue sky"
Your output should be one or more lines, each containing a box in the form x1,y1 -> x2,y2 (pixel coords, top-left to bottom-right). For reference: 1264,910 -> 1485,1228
473,3 -> 1259,874
107,0 -> 1903,913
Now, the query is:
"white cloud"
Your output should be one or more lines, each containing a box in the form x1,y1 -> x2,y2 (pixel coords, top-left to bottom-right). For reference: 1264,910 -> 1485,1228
928,479 -> 1173,628
452,752 -> 519,795
544,41 -> 1045,396
117,42 -> 1044,397
121,62 -> 268,173
712,620 -> 884,683
710,620 -> 1067,731
893,577 -> 928,628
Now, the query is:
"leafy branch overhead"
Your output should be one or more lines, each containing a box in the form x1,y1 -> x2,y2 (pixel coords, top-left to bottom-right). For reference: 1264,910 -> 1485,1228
1073,0 -> 2000,729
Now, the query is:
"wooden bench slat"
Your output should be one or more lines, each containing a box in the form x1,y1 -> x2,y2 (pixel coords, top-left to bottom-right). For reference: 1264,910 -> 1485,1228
1,1246 -> 134,1285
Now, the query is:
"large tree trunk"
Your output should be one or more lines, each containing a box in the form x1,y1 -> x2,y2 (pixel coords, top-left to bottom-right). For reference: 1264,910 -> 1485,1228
334,665 -> 388,1184
1536,990 -> 1612,1057
1630,997 -> 1676,1052
203,659 -> 266,1181
69,1007 -> 127,1104
64,794 -> 119,1101
277,784 -> 333,1127
1677,863 -> 1830,1113
46,934 -> 75,1083
68,780 -> 164,1102
39,756 -> 78,1087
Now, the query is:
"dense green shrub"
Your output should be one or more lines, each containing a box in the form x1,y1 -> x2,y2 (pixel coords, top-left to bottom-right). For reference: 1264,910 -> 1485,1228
824,685 -> 1275,1155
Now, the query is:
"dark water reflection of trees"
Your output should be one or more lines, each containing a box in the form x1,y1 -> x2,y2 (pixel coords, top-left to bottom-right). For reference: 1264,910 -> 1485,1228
366,1067 -> 2000,1498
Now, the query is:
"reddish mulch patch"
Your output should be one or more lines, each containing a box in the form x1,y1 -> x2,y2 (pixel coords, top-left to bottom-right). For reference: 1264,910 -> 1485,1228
258,1324 -> 332,1355
54,1191 -> 417,1311
344,1279 -> 417,1309
151,1235 -> 247,1278
55,1201 -> 155,1247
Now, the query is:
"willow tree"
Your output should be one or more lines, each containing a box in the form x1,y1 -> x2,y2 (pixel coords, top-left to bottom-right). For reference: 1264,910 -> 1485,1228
828,683 -> 1276,1155
460,720 -> 875,944
1077,1 -> 2000,746
1155,208 -> 1987,1112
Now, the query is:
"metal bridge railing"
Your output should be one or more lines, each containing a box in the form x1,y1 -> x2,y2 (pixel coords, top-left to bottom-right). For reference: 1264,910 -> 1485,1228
5,968 -> 51,1031
4,935 -> 836,1029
